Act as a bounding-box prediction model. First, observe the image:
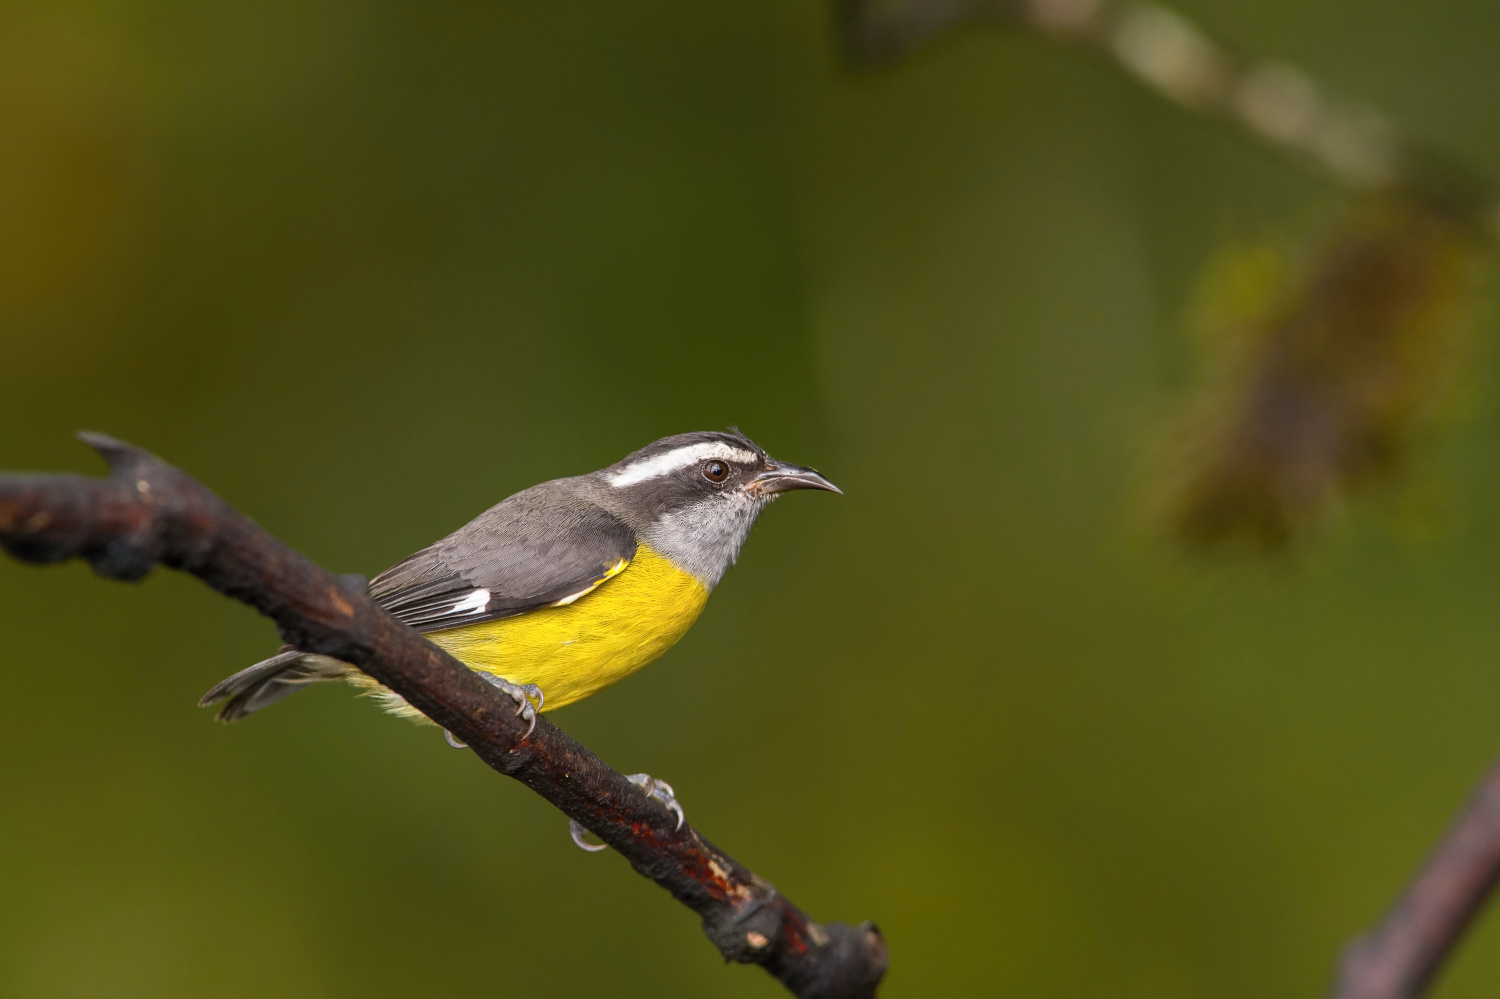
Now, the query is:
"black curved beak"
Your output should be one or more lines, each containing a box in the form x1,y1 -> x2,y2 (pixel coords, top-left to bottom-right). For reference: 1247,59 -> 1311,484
750,461 -> 842,496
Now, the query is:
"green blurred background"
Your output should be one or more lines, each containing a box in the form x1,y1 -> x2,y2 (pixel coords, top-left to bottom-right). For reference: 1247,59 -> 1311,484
5,1 -> 1500,995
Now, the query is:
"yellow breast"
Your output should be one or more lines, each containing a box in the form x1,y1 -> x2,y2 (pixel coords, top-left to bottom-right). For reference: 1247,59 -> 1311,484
406,544 -> 710,713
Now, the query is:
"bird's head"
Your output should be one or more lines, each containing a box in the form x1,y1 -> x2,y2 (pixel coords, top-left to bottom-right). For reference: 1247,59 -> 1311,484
594,430 -> 839,588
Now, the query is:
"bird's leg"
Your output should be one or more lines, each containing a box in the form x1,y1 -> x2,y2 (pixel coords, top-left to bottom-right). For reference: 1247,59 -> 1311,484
568,772 -> 687,853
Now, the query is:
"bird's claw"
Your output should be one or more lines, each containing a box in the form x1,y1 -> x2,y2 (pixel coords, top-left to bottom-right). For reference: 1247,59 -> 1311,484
478,675 -> 544,738
568,772 -> 686,853
569,820 -> 608,852
627,772 -> 686,830
443,729 -> 467,749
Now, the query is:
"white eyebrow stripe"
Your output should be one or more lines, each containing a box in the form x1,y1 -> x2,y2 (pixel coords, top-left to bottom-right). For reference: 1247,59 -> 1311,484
607,443 -> 757,487
450,589 -> 491,615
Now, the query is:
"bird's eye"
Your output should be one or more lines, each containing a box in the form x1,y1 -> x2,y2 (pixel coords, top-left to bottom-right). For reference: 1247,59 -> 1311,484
704,461 -> 729,483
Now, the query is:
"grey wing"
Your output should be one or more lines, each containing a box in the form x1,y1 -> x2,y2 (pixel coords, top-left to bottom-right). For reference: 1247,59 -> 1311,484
370,482 -> 638,634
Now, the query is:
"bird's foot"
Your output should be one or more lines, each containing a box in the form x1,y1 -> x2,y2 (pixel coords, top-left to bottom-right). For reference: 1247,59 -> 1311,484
627,773 -> 686,830
569,771 -> 686,854
479,674 -> 544,738
440,677 -> 543,745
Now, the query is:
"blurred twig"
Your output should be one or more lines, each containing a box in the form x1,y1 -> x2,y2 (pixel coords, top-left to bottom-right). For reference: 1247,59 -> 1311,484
837,0 -> 1494,219
840,1 -> 1496,546
0,433 -> 887,999
1332,756 -> 1500,999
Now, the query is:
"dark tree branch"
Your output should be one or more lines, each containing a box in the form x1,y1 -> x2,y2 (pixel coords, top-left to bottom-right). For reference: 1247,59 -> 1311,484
0,433 -> 887,999
1331,756 -> 1500,999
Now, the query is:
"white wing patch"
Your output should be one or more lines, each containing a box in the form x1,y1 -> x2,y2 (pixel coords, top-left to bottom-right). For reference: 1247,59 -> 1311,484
608,443 -> 758,488
549,558 -> 629,606
450,589 -> 491,615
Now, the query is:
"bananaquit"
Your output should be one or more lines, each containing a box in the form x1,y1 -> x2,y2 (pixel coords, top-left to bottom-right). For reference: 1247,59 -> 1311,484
201,430 -> 839,730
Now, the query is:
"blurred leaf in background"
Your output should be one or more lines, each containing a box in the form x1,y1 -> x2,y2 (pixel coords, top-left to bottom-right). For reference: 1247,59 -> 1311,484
1158,195 -> 1484,549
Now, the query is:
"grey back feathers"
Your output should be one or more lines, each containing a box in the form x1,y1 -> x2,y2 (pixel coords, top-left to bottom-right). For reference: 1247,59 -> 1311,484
202,430 -> 788,721
370,484 -> 638,633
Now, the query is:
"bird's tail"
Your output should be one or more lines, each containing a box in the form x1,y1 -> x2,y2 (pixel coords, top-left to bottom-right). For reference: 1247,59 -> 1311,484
199,646 -> 348,722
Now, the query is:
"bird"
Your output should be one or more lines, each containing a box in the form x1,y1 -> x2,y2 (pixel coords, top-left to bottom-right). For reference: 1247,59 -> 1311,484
200,430 -> 838,840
